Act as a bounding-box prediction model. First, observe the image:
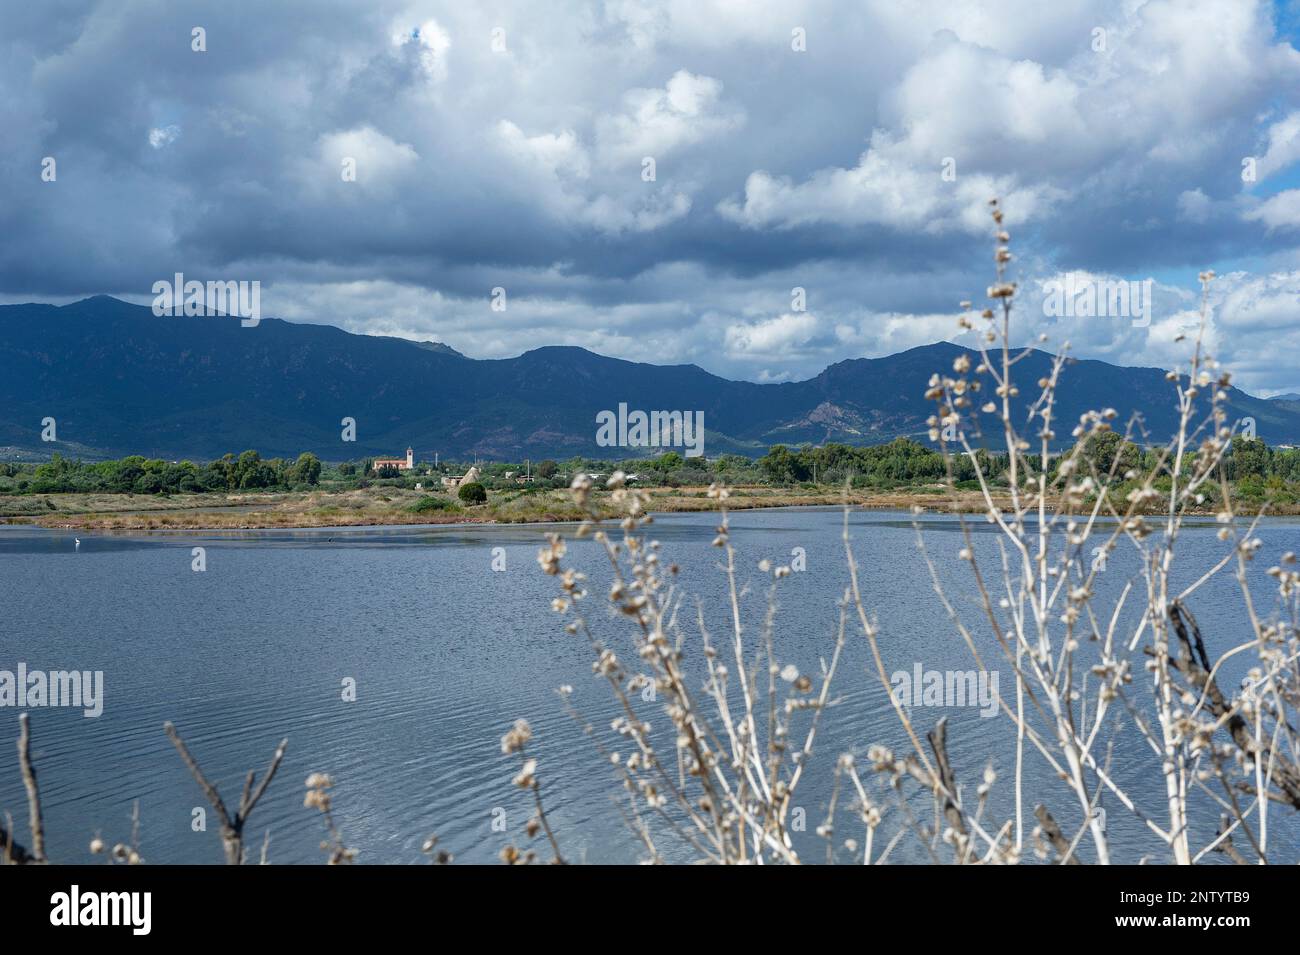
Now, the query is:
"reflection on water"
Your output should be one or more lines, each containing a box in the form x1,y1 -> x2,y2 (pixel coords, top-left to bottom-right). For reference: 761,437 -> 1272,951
1,508 -> 1298,864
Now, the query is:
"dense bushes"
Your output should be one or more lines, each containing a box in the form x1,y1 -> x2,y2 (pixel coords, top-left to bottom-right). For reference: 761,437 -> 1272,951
756,438 -> 1000,487
5,433 -> 1299,499
409,495 -> 455,513
457,482 -> 487,505
6,451 -> 322,495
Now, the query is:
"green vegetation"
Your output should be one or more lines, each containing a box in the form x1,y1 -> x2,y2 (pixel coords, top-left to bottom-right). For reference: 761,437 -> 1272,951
4,434 -> 1298,510
0,451 -> 322,495
457,482 -> 488,505
408,495 -> 456,513
756,438 -> 989,486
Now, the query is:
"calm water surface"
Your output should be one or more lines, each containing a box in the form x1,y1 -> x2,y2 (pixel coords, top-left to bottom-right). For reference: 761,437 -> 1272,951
1,507 -> 1297,864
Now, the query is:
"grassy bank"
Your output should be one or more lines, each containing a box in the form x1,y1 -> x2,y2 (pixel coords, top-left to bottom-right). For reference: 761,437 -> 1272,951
7,479 -> 1296,531
0,483 -> 1019,530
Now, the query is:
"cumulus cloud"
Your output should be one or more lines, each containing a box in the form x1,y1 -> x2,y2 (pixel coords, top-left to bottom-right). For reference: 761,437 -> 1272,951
310,126 -> 419,197
391,18 -> 451,81
494,117 -> 692,234
718,137 -> 1062,233
497,121 -> 590,182
1244,190 -> 1300,232
1256,111 -> 1300,181
596,70 -> 744,165
725,311 -> 820,357
0,0 -> 1298,393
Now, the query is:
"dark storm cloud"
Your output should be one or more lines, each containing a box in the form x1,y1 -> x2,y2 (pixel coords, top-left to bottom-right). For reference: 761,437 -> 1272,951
1,0 -> 1298,390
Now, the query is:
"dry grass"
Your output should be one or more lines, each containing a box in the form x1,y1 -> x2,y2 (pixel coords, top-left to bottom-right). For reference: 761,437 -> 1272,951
3,483 -> 1024,531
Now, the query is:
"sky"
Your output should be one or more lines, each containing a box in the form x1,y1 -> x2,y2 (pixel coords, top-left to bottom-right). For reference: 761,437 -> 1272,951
1,0 -> 1299,393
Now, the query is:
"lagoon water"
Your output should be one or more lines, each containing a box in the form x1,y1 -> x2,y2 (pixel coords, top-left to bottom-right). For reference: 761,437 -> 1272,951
2,507 -> 1298,864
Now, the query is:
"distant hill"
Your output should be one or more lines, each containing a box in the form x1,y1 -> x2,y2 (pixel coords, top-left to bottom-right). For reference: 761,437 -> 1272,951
0,296 -> 1292,461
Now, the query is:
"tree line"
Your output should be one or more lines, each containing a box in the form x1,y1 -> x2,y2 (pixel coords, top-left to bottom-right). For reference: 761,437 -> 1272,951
2,434 -> 1297,497
0,451 -> 322,494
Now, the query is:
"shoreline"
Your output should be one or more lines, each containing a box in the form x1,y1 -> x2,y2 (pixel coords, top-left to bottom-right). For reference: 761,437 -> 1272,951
0,485 -> 996,531
0,483 -> 1284,531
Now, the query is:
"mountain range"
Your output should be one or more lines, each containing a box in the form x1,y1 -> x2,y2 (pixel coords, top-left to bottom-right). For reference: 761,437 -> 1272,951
0,296 -> 1295,462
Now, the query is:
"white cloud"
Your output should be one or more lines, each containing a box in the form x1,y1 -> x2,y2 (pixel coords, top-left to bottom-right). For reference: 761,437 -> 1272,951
1214,270 -> 1300,332
597,70 -> 744,165
311,127 -> 419,197
497,121 -> 590,181
392,19 -> 451,81
578,190 -> 692,233
1244,190 -> 1300,231
605,0 -> 815,49
6,0 -> 1300,395
720,1 -> 1300,233
725,311 -> 820,357
1256,111 -> 1300,182
148,125 -> 179,149
495,114 -> 694,234
719,137 -> 1061,232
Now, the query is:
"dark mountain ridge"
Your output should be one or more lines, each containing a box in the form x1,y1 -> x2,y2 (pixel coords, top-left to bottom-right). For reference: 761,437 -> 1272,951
0,296 -> 1291,461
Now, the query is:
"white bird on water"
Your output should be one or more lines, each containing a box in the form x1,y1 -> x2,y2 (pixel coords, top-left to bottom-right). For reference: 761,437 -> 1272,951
74,538 -> 81,548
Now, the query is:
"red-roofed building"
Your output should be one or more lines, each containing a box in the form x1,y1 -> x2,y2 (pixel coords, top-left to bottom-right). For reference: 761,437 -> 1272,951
374,447 -> 414,471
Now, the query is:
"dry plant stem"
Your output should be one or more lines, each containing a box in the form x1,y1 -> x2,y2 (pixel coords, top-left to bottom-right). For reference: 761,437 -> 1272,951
1033,804 -> 1081,865
916,204 -> 1242,864
591,532 -> 734,853
1,811 -> 36,864
545,482 -> 823,864
557,692 -> 668,862
164,721 -> 287,865
518,745 -> 567,864
927,719 -> 969,859
527,207 -> 1300,866
575,592 -> 729,859
1168,603 -> 1300,810
17,713 -> 46,863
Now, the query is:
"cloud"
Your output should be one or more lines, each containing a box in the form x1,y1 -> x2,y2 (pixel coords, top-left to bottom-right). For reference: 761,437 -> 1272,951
596,70 -> 744,165
148,125 -> 180,149
311,126 -> 419,197
725,311 -> 820,357
718,138 -> 1062,232
494,117 -> 691,234
497,121 -> 590,181
722,0 -> 1300,248
1176,189 -> 1213,223
391,18 -> 451,81
1256,111 -> 1300,181
1244,190 -> 1300,231
0,0 -> 1298,395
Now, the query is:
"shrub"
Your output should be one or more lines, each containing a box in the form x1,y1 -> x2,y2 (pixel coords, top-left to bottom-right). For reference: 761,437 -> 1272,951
457,482 -> 487,505
409,495 -> 453,513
